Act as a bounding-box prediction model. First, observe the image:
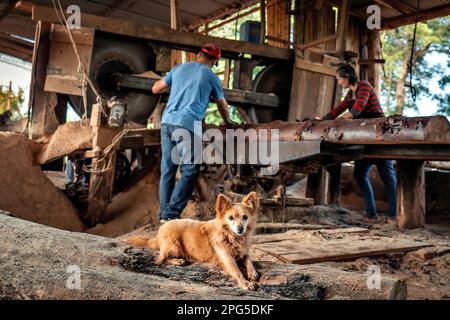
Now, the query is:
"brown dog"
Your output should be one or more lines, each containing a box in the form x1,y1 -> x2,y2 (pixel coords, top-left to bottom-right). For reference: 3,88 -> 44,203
126,191 -> 260,290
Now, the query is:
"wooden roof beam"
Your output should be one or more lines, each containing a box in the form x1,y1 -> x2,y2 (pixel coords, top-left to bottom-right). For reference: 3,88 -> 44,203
374,0 -> 415,15
382,3 -> 450,30
26,2 -> 291,61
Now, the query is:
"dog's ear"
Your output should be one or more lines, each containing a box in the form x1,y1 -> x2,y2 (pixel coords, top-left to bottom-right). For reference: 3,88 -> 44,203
242,192 -> 259,214
215,194 -> 232,218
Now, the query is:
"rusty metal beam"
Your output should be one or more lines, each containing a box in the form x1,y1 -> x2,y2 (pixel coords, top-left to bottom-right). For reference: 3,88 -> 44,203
205,116 -> 450,145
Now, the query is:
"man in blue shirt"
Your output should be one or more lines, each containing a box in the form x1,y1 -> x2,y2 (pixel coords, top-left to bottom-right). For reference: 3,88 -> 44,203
152,44 -> 231,223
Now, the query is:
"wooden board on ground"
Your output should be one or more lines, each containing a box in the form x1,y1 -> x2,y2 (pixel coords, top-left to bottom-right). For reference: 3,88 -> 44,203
252,227 -> 369,244
255,222 -> 338,234
254,235 -> 431,264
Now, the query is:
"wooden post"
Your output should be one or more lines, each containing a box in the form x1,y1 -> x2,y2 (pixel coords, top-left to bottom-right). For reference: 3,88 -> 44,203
397,160 -> 425,230
170,0 -> 182,67
5,81 -> 12,111
260,0 -> 266,44
28,21 -> 61,137
367,29 -> 382,97
223,59 -> 231,89
306,167 -> 327,205
86,103 -> 117,226
327,164 -> 342,205
336,0 -> 350,53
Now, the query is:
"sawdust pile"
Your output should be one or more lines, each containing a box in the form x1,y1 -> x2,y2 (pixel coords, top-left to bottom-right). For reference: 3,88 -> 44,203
0,132 -> 84,231
87,163 -> 161,237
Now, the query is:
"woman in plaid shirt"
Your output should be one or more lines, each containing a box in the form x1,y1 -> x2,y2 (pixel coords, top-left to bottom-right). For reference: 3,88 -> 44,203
322,64 -> 397,223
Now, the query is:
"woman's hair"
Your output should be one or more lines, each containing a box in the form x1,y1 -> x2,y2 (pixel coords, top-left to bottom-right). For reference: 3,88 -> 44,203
336,63 -> 358,84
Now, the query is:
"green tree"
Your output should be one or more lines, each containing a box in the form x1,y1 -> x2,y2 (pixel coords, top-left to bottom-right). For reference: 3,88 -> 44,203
381,17 -> 450,115
203,4 -> 261,125
0,85 -> 24,120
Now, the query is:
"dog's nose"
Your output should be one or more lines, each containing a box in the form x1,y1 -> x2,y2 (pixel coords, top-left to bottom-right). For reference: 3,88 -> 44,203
237,226 -> 244,234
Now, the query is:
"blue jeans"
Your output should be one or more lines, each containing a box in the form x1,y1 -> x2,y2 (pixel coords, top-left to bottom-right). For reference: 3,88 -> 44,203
353,159 -> 397,218
159,124 -> 200,220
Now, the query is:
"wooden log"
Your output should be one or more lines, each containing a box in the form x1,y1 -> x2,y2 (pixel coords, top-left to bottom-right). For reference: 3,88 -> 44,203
397,160 -> 425,229
271,263 -> 407,300
0,213 -> 407,300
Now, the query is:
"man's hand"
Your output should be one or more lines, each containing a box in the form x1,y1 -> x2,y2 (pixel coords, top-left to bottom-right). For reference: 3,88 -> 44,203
216,98 -> 233,125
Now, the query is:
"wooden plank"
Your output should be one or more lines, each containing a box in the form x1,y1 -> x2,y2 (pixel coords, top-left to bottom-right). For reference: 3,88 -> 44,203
397,160 -> 425,230
296,59 -> 336,76
30,4 -> 292,61
44,25 -> 95,96
254,223 -> 339,235
15,1 -> 33,13
254,236 -> 431,264
298,34 -> 337,50
261,197 -> 314,207
252,227 -> 369,244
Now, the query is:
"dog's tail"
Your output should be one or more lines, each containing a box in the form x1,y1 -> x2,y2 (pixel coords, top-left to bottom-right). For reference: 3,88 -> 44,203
126,236 -> 159,250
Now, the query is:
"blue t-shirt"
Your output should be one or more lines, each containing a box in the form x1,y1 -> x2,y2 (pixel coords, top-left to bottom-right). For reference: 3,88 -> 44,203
161,62 -> 224,132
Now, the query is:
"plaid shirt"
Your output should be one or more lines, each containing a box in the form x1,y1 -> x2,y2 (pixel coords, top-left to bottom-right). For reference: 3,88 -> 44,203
324,81 -> 384,120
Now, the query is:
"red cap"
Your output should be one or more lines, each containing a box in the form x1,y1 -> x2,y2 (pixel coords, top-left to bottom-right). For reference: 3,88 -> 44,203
200,43 -> 221,60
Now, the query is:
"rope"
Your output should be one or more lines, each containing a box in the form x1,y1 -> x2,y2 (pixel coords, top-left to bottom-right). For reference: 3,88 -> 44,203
83,129 -> 130,175
51,0 -> 107,119
408,0 -> 421,103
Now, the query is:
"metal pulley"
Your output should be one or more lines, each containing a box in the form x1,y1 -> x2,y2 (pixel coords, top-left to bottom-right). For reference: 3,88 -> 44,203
107,96 -> 127,128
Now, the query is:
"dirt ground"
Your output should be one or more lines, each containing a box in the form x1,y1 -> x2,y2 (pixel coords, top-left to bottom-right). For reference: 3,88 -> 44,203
1,128 -> 448,300
116,205 -> 449,300
249,207 -> 450,300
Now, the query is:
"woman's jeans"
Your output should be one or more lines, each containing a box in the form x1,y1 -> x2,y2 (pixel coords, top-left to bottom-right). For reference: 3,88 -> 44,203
159,124 -> 200,220
353,159 -> 397,218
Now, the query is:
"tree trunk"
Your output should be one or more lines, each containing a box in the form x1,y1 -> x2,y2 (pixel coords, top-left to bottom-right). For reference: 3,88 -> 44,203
395,59 -> 409,114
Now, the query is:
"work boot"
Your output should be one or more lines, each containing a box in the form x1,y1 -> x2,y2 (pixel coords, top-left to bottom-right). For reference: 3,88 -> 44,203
361,216 -> 382,224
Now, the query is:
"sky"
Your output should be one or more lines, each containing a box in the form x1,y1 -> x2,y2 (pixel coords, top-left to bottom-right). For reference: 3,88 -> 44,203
0,52 -> 448,120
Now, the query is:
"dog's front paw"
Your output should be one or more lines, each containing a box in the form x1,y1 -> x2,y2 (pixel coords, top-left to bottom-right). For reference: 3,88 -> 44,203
239,279 -> 257,291
247,268 -> 260,282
